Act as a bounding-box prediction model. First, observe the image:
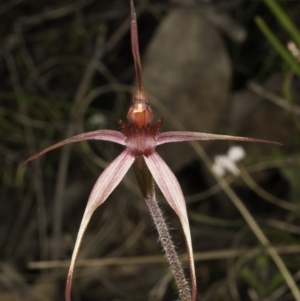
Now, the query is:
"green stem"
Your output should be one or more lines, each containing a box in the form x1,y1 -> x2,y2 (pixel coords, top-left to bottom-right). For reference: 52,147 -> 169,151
255,16 -> 300,78
133,156 -> 191,301
263,0 -> 300,47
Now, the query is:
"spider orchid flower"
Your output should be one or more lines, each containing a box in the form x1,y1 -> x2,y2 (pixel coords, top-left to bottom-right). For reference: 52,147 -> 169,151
24,1 -> 280,301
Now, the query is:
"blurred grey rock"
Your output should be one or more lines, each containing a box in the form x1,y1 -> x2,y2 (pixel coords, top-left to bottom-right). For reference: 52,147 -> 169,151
143,9 -> 232,171
224,74 -> 296,158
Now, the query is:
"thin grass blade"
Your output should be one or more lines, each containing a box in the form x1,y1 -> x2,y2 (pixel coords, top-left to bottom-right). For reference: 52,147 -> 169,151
263,0 -> 300,47
255,16 -> 300,78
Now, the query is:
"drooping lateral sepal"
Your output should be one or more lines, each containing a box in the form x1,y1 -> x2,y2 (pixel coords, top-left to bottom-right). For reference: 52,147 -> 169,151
144,152 -> 197,301
65,149 -> 135,301
133,156 -> 192,301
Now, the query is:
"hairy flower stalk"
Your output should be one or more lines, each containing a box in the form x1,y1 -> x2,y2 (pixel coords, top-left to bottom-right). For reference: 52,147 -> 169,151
23,1 -> 280,300
146,193 -> 191,301
134,156 -> 191,301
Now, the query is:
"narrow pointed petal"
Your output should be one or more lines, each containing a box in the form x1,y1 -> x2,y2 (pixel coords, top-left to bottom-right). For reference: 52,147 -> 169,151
24,130 -> 126,165
144,152 -> 197,301
157,131 -> 281,146
65,149 -> 134,301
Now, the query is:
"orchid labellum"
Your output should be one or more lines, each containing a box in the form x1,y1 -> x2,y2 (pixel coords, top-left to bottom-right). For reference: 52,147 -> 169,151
24,1 -> 280,300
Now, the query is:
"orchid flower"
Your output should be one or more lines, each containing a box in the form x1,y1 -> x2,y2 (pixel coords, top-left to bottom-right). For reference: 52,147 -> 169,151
24,1 -> 280,301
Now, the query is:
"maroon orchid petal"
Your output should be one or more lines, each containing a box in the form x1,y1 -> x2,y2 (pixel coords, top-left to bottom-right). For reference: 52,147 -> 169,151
24,130 -> 126,165
65,149 -> 135,301
157,131 -> 281,146
144,151 -> 197,301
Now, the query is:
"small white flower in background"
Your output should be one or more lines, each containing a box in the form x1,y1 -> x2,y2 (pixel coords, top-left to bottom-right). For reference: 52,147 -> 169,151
212,146 -> 246,177
88,113 -> 108,127
228,145 -> 246,162
287,41 -> 300,61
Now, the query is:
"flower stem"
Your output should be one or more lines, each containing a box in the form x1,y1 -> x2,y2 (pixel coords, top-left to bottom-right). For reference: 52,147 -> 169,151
145,192 -> 191,301
133,157 -> 191,301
